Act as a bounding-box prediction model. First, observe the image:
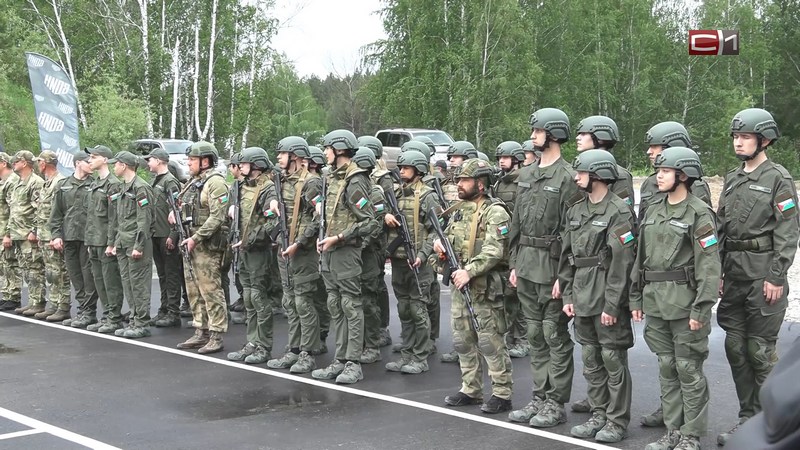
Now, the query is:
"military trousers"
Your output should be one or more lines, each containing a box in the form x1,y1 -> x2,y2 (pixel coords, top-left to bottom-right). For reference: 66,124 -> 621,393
88,246 -> 124,324
321,245 -> 364,361
185,242 -> 228,333
14,240 -> 45,307
64,240 -> 97,317
503,285 -> 526,345
517,277 -> 574,403
279,246 -> 321,352
221,247 -> 232,307
315,278 -> 331,339
377,261 -> 390,328
360,248 -> 382,350
266,247 -> 282,310
40,243 -> 69,311
240,246 -> 273,350
428,273 -> 441,340
152,236 -> 182,317
1,241 -> 21,303
574,314 -> 634,428
718,277 -> 786,419
451,284 -> 512,399
643,315 -> 710,437
390,258 -> 432,362
117,241 -> 153,327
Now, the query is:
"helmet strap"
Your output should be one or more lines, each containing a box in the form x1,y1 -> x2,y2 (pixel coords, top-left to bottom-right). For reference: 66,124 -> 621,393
738,135 -> 765,161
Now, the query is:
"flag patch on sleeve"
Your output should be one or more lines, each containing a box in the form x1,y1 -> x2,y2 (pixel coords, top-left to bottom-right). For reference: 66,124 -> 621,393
137,197 -> 149,207
356,197 -> 368,209
619,230 -> 634,244
778,198 -> 796,212
264,210 -> 275,218
108,193 -> 120,201
699,234 -> 718,249
312,195 -> 323,206
496,225 -> 509,236
374,203 -> 385,213
218,194 -> 229,204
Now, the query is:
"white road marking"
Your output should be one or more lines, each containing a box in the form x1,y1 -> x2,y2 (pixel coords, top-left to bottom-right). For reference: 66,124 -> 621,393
0,429 -> 45,440
0,405 -> 121,449
1,312 -> 615,450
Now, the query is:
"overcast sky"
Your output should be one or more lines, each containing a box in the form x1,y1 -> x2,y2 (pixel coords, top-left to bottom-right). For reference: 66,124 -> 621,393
272,0 -> 387,78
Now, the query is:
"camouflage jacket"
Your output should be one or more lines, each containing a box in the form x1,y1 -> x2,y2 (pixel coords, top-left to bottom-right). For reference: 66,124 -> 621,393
33,172 -> 65,242
7,172 -> 44,240
238,172 -> 277,251
179,169 -> 229,245
0,171 -> 20,238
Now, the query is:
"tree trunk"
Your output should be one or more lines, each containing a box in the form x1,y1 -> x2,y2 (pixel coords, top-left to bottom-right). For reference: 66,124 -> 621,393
137,0 -> 154,137
169,36 -> 181,139
200,0 -> 219,140
192,17 -> 202,138
49,0 -> 88,129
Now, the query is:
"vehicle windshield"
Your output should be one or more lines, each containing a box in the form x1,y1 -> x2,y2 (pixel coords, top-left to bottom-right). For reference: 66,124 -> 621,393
163,140 -> 193,154
413,131 -> 453,145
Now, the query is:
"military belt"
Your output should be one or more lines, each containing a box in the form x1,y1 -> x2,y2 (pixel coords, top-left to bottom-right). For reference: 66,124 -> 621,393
573,255 -> 602,268
723,235 -> 773,252
519,235 -> 555,248
643,266 -> 694,282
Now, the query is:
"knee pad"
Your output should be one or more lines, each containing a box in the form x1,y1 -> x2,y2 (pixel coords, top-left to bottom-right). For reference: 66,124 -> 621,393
542,319 -> 570,347
327,295 -> 343,318
657,355 -> 678,384
478,332 -> 502,357
295,297 -> 313,317
397,301 -> 412,321
675,357 -> 705,386
340,296 -> 361,319
724,333 -> 748,369
746,336 -> 778,373
409,301 -> 428,323
527,321 -> 544,348
582,345 -> 603,373
453,329 -> 475,354
601,348 -> 626,375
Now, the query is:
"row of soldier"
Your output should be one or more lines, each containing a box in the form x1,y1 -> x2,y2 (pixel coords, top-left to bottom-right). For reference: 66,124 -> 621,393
1,106 -> 794,450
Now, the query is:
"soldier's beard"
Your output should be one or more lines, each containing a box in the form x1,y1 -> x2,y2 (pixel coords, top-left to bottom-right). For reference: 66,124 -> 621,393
458,185 -> 480,200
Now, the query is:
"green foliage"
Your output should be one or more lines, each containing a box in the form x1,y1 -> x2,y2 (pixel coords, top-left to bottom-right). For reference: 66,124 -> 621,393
80,81 -> 149,152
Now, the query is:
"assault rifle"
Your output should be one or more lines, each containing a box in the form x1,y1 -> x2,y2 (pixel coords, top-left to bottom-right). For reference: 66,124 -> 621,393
230,180 -> 241,274
385,187 -> 423,296
317,173 -> 327,272
273,173 -> 292,288
166,190 -> 195,281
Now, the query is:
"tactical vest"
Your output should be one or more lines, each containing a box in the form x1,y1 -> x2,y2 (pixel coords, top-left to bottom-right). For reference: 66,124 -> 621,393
442,177 -> 459,203
181,171 -> 225,227
283,169 -> 317,243
325,164 -> 370,237
239,173 -> 272,246
387,181 -> 433,259
493,169 -> 519,213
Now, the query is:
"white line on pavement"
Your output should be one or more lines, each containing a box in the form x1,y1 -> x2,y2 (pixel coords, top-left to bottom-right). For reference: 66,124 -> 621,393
0,312 -> 615,450
0,406 -> 121,449
0,429 -> 45,440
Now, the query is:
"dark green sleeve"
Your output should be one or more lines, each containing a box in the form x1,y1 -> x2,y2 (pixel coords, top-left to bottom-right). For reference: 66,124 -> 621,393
340,174 -> 377,243
134,184 -> 154,252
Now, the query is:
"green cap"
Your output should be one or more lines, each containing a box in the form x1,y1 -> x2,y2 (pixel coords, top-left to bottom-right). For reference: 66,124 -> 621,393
108,150 -> 139,167
85,145 -> 113,159
11,150 -> 35,164
34,150 -> 58,165
144,148 -> 170,162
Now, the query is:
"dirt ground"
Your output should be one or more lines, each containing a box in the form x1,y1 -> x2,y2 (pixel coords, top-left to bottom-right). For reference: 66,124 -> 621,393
633,176 -> 800,322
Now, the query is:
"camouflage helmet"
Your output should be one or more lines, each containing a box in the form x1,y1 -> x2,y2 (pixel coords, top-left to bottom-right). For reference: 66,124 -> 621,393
240,147 -> 272,170
322,129 -> 358,151
353,147 -> 377,170
401,140 -> 431,160
529,108 -> 570,143
456,158 -> 495,180
447,141 -> 478,159
576,115 -> 620,143
357,136 -> 383,159
495,141 -> 524,163
276,136 -> 311,159
411,136 -> 436,155
730,108 -> 780,142
397,150 -> 429,175
308,146 -> 325,166
654,146 -> 703,179
186,141 -> 219,164
572,149 -> 619,181
645,121 -> 692,148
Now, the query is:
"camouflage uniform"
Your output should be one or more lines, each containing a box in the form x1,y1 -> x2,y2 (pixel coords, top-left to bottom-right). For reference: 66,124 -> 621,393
7,154 -> 45,309
0,163 -> 22,308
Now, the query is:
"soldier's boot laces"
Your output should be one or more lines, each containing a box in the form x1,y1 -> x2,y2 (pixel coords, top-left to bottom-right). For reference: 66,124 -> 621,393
674,434 -> 701,450
644,429 -> 682,450
571,398 -> 591,413
197,331 -> 224,354
641,405 -> 665,427
244,346 -> 269,364
359,348 -> 382,364
717,417 -> 746,447
440,349 -> 459,363
97,322 -> 123,334
22,304 -> 46,317
385,358 -> 411,372
400,359 -> 429,375
267,351 -> 299,369
444,392 -> 482,407
290,351 -> 316,374
335,361 -> 363,384
570,412 -> 607,438
529,399 -> 567,428
227,342 -> 256,361
595,421 -> 628,443
311,360 -> 345,380
508,396 -> 546,423
480,395 -> 512,414
177,329 -> 210,349
123,326 -> 151,339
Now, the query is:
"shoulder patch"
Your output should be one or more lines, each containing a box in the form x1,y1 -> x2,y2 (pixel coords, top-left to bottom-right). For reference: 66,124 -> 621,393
349,190 -> 370,210
694,223 -> 717,249
217,194 -> 229,204
775,191 -> 796,216
496,223 -> 509,237
612,224 -> 634,245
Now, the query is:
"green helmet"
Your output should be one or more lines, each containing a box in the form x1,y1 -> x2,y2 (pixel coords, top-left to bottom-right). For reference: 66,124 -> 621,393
645,121 -> 692,148
353,147 -> 376,170
240,147 -> 272,170
411,136 -> 436,155
186,141 -> 219,164
572,149 -> 619,181
322,129 -> 358,151
357,136 -> 383,159
653,146 -> 703,179
456,158 -> 494,180
529,108 -> 570,143
521,140 -> 535,152
477,151 -> 490,162
495,141 -> 524,163
730,108 -> 780,142
401,140 -> 431,160
397,150 -> 429,175
229,152 -> 242,165
276,136 -> 311,158
308,146 -> 325,166
447,141 -> 478,159
576,115 -> 620,143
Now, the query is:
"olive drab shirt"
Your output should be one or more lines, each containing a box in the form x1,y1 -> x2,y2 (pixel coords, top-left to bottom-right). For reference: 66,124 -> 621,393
509,158 -> 579,285
558,192 -> 636,318
386,178 -> 439,262
629,195 -> 721,323
238,172 -> 277,251
493,168 -> 520,213
444,196 -> 510,300
114,176 -> 155,251
178,170 -> 229,246
610,165 -> 636,208
0,171 -> 20,239
150,172 -> 181,240
33,172 -> 65,242
323,161 -> 377,245
639,174 -> 712,222
7,172 -> 44,240
283,167 -> 321,250
717,160 -> 800,286
85,174 -> 122,248
366,183 -> 387,253
49,175 -> 92,241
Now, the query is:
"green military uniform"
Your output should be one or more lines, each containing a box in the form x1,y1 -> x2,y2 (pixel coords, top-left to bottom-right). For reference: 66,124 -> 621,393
0,163 -> 22,309
629,147 -> 720,449
149,168 -> 183,323
49,163 -> 97,322
716,109 -> 799,446
371,165 -> 394,337
31,153 -> 69,319
640,176 -> 711,222
359,178 -> 386,362
7,152 -> 45,311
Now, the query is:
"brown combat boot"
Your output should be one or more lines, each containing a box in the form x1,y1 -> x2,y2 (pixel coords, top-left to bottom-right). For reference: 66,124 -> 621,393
176,329 -> 210,349
23,304 -> 46,317
197,331 -> 224,354
45,310 -> 70,322
14,304 -> 29,314
34,309 -> 53,320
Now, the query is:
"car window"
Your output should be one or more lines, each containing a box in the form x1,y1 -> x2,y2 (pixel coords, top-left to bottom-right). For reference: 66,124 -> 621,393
412,131 -> 453,145
162,141 -> 193,154
386,133 -> 404,147
398,134 -> 411,145
376,132 -> 390,146
130,142 -> 154,156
